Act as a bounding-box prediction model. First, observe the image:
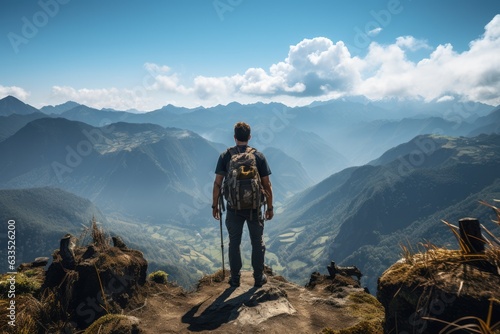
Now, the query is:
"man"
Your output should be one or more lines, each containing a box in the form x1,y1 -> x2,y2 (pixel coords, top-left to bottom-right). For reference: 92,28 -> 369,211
212,122 -> 274,287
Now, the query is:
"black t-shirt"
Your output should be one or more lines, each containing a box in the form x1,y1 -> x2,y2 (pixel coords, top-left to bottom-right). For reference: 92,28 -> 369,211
215,145 -> 271,213
215,145 -> 272,178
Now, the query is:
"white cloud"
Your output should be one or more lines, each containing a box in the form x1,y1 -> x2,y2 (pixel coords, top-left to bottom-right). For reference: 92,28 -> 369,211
395,36 -> 430,51
368,27 -> 383,37
144,63 -> 171,74
51,86 -> 156,111
176,15 -> 499,106
143,63 -> 191,94
0,85 -> 30,101
45,15 -> 500,109
355,15 -> 500,105
436,95 -> 455,103
193,75 -> 239,101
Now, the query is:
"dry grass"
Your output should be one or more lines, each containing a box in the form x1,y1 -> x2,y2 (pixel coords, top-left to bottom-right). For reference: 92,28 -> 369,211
0,291 -> 77,334
423,298 -> 500,333
322,320 -> 383,334
320,291 -> 385,333
411,199 -> 500,333
83,314 -> 140,334
197,269 -> 228,288
394,199 -> 500,284
90,216 -> 111,249
480,200 -> 500,275
77,216 -> 111,249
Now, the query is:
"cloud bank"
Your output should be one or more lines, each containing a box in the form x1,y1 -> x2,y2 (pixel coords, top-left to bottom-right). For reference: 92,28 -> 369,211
0,85 -> 30,101
9,15 -> 499,110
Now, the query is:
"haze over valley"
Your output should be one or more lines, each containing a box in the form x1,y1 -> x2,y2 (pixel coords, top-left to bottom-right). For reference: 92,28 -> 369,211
1,95 -> 499,291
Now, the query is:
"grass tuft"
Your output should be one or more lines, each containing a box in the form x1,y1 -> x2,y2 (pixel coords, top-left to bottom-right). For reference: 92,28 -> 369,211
423,298 -> 500,333
149,270 -> 169,284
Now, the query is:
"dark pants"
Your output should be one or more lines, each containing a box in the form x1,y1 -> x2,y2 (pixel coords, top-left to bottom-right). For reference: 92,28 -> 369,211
225,209 -> 265,278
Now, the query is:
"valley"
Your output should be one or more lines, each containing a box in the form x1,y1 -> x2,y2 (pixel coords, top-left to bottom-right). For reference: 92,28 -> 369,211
1,95 -> 499,291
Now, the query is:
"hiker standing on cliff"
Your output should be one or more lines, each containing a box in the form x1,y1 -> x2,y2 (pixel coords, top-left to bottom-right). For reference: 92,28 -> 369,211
212,121 -> 274,287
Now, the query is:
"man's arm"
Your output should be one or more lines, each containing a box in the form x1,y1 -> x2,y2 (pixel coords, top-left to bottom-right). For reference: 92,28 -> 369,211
212,174 -> 224,220
261,175 -> 274,220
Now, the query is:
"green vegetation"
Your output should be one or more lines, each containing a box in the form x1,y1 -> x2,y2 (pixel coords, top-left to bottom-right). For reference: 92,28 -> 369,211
321,291 -> 385,333
83,314 -> 140,334
0,272 -> 42,298
149,270 -> 169,284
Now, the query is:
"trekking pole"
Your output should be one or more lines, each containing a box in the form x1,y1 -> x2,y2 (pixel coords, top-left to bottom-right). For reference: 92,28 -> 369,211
218,193 -> 226,279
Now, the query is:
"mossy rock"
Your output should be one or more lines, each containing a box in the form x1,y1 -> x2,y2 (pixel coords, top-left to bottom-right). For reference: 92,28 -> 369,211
84,314 -> 142,334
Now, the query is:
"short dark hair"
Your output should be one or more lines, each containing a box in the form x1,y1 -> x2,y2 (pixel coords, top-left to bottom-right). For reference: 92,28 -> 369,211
234,122 -> 251,142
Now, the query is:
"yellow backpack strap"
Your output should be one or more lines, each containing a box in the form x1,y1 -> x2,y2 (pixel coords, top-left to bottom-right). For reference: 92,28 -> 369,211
246,146 -> 256,154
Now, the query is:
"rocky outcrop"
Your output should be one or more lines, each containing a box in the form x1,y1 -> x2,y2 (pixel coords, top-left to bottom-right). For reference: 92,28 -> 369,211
378,249 -> 500,333
17,256 -> 50,272
43,228 -> 148,329
2,225 -> 383,334
138,268 -> 384,334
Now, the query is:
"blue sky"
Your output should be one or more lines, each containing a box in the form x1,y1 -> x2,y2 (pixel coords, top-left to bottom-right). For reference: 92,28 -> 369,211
1,0 -> 499,110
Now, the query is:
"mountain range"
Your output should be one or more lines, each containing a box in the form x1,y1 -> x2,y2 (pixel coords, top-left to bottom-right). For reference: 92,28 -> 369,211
267,133 -> 500,291
0,117 -> 219,225
0,95 -> 499,290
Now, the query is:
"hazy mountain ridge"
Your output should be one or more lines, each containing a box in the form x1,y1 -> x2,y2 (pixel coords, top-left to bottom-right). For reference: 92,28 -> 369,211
346,177 -> 500,291
1,95 -> 500,292
39,99 -> 348,180
0,187 -> 202,287
0,112 -> 49,142
0,187 -> 106,273
0,95 -> 40,116
40,100 -> 81,114
261,147 -> 314,201
0,115 -> 326,288
268,134 -> 500,291
0,117 -> 218,225
3,95 -> 497,176
467,107 -> 500,136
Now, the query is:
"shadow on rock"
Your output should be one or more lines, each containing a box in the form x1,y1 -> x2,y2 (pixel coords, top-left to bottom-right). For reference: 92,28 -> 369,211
181,286 -> 259,331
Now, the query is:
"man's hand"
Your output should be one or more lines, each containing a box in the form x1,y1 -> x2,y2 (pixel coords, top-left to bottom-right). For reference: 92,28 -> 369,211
212,174 -> 224,220
265,208 -> 274,220
261,176 -> 274,221
212,206 -> 220,220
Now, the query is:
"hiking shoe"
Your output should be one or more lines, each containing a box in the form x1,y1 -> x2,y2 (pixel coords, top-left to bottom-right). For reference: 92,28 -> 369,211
254,274 -> 267,287
229,275 -> 240,287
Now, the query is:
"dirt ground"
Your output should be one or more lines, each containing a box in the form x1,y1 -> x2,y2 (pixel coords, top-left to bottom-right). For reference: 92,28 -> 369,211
131,271 -> 380,334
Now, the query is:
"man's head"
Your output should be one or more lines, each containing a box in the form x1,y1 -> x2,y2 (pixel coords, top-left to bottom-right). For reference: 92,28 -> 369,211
234,122 -> 251,142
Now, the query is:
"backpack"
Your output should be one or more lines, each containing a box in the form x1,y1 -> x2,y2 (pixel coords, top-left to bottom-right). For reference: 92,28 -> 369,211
223,146 -> 265,210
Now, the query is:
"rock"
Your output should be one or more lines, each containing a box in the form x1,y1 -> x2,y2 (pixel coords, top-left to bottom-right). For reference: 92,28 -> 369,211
84,314 -> 142,334
43,235 -> 148,329
173,270 -> 383,333
234,287 -> 296,326
113,236 -> 128,249
378,249 -> 500,333
60,233 -> 76,269
33,257 -> 50,267
327,261 -> 363,281
17,256 -> 50,271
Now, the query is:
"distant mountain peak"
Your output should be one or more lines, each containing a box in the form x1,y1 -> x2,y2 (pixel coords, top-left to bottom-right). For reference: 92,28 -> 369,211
40,101 -> 82,115
0,95 -> 40,116
1,95 -> 20,102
